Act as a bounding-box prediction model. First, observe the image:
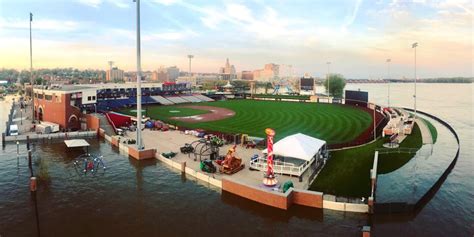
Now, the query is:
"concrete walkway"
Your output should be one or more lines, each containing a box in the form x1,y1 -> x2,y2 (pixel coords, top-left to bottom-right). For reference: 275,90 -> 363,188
415,118 -> 433,144
124,129 -> 311,190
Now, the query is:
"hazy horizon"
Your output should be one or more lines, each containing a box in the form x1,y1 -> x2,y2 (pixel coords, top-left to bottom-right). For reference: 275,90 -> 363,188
0,0 -> 472,79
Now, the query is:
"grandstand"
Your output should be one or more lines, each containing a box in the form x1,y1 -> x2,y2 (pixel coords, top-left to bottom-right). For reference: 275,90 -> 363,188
165,96 -> 188,104
180,95 -> 202,103
193,94 -> 214,102
150,96 -> 174,105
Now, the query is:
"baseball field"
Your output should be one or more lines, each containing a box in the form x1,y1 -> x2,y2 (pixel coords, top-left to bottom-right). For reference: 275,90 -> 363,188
120,99 -> 373,144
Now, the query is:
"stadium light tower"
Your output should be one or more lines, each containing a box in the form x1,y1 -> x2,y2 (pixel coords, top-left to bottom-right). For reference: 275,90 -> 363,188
134,0 -> 143,150
412,42 -> 418,120
326,61 -> 331,103
30,12 -> 34,123
187,55 -> 194,78
386,58 -> 391,108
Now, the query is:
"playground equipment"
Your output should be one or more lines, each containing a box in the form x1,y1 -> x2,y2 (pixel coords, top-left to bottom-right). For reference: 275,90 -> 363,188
73,153 -> 107,176
200,160 -> 217,173
263,128 -> 278,186
65,139 -> 107,176
189,136 -> 224,161
271,65 -> 296,95
218,145 -> 244,174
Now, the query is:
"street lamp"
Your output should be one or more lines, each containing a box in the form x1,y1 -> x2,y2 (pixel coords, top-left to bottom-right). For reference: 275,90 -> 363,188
412,42 -> 418,120
326,61 -> 331,103
386,58 -> 391,108
134,0 -> 143,150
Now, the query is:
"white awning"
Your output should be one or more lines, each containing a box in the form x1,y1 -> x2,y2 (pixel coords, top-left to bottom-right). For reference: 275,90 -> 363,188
262,133 -> 326,161
64,139 -> 90,148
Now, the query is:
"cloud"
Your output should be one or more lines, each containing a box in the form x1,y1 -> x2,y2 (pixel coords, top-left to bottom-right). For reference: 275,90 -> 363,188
78,0 -> 130,9
153,0 -> 181,6
78,0 -> 102,8
0,17 -> 81,31
343,0 -> 363,30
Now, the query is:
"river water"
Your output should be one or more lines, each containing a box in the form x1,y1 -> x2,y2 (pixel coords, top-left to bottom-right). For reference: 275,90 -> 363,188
0,83 -> 472,236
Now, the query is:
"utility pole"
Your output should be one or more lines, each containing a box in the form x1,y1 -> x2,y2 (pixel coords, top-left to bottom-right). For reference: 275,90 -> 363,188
412,42 -> 418,120
30,12 -> 34,123
134,0 -> 143,150
386,58 -> 391,108
326,61 -> 331,103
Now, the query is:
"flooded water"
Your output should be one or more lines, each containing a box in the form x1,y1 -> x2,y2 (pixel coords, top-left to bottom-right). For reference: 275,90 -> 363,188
0,83 -> 472,236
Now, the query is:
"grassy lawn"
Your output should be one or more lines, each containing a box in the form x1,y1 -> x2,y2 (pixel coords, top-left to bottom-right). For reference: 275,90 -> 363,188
309,124 -> 423,197
253,94 -> 310,100
421,117 -> 438,143
124,106 -> 209,119
119,100 -> 372,144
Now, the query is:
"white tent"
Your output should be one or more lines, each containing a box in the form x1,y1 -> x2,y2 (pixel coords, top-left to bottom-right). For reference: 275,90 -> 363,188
262,133 -> 326,161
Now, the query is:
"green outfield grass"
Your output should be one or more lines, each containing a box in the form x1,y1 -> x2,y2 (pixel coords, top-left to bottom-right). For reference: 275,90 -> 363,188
142,106 -> 209,118
120,99 -> 373,144
310,124 -> 423,197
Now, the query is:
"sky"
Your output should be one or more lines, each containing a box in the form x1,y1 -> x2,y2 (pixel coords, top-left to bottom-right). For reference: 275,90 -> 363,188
0,0 -> 472,79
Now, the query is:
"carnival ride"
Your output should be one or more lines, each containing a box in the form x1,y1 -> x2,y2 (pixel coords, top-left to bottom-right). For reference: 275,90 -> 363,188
217,145 -> 245,174
181,136 -> 224,161
65,139 -> 106,176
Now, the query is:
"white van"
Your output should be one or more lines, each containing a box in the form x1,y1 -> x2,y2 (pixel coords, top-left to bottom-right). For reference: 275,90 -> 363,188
9,124 -> 19,136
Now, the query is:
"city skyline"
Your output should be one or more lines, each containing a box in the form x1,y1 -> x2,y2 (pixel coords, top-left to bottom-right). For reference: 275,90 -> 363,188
0,0 -> 472,79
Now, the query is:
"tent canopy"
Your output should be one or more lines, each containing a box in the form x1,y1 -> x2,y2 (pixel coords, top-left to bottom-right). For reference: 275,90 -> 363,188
64,139 -> 90,148
262,133 -> 326,161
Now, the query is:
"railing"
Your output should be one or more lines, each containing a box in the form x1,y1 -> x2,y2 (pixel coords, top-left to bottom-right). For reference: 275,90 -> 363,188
376,147 -> 419,155
249,157 -> 312,177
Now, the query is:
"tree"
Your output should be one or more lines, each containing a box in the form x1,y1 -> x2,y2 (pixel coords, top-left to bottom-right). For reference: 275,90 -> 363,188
323,74 -> 346,98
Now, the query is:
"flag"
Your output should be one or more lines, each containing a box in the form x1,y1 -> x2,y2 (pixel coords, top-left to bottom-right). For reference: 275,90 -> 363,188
30,13 -> 33,22
412,42 -> 418,48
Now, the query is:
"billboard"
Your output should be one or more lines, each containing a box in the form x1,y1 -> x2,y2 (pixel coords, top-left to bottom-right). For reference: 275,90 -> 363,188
345,90 -> 368,106
300,77 -> 314,91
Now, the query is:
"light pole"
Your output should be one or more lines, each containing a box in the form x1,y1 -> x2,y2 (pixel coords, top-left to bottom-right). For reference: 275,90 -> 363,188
412,42 -> 418,120
187,55 -> 194,78
134,0 -> 143,150
326,61 -> 331,103
386,58 -> 391,108
30,12 -> 34,123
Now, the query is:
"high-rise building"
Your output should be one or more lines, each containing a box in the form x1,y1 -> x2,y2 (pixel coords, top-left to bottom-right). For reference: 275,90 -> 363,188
151,66 -> 169,82
106,67 -> 124,81
239,71 -> 254,80
253,63 -> 279,81
219,58 -> 237,80
167,66 -> 180,82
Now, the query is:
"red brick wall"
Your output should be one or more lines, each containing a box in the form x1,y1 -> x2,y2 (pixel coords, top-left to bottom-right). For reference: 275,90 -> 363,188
34,93 -> 83,130
222,178 -> 292,210
34,94 -> 68,128
128,146 -> 156,160
85,114 -> 100,130
292,190 -> 323,208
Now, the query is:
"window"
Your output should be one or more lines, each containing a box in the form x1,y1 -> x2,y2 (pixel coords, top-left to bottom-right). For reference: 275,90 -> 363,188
37,94 -> 44,99
92,96 -> 96,100
88,96 -> 92,101
45,95 -> 53,101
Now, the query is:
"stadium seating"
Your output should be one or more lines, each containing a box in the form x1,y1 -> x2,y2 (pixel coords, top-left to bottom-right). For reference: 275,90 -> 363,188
180,95 -> 202,103
151,96 -> 174,105
165,96 -> 188,104
193,94 -> 214,102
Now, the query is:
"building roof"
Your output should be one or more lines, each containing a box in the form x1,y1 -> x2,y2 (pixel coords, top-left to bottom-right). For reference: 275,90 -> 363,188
262,133 -> 326,161
64,139 -> 90,148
